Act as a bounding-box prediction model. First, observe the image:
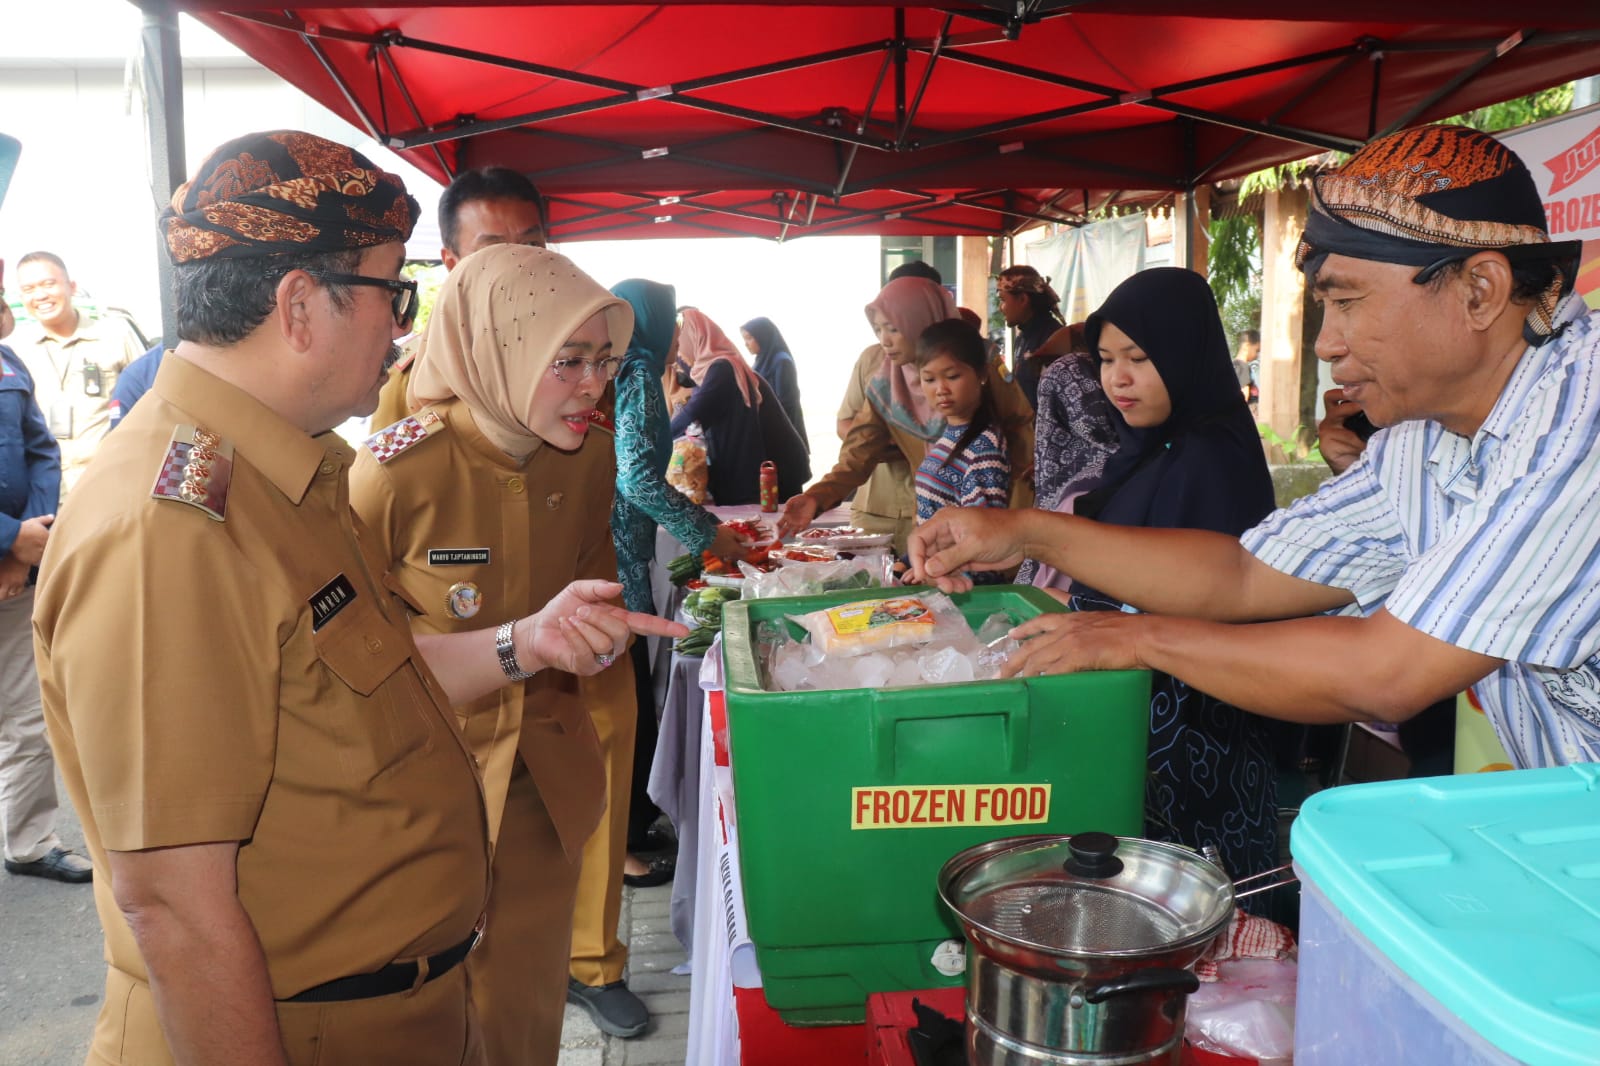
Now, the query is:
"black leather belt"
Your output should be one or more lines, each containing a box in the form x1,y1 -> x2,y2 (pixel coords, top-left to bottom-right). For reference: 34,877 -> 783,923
283,930 -> 480,1004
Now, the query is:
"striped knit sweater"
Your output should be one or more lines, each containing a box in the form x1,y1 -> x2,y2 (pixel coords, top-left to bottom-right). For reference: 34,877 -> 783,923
915,421 -> 1010,522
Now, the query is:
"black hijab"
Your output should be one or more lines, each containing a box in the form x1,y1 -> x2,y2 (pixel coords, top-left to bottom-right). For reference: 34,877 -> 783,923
740,316 -> 792,379
1072,268 -> 1274,598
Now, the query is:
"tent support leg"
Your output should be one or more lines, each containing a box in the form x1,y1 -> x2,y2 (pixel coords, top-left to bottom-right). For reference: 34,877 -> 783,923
139,0 -> 185,347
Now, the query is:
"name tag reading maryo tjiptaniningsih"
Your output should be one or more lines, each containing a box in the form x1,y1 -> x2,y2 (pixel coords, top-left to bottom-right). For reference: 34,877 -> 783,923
311,574 -> 358,631
428,548 -> 491,566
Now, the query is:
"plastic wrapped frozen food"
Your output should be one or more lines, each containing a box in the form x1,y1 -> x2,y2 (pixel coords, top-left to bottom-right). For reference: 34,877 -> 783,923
786,591 -> 973,658
739,554 -> 893,599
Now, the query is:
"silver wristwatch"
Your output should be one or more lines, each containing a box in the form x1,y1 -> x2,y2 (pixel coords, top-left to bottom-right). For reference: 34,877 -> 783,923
495,620 -> 536,681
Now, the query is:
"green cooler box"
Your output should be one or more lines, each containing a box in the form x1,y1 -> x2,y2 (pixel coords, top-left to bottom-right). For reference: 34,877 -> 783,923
720,585 -> 1151,1024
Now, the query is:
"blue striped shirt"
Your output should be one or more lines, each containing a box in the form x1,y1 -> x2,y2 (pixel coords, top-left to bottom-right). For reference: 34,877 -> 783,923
1242,296 -> 1600,768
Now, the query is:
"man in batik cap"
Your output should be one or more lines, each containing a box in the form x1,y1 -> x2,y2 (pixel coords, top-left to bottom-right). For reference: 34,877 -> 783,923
33,130 -> 681,1066
908,123 -> 1600,770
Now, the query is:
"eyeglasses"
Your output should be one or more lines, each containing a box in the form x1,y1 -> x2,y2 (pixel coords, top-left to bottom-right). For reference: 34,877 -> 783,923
549,356 -> 621,383
306,270 -> 420,331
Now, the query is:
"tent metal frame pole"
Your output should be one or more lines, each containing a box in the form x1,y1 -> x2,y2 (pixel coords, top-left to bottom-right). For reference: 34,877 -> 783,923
1191,46 -> 1370,183
138,0 -> 186,346
514,127 -> 840,196
374,38 -> 452,179
853,139 -> 1173,195
1148,101 -> 1362,153
1380,30 -> 1527,136
289,14 -> 384,143
897,13 -> 952,148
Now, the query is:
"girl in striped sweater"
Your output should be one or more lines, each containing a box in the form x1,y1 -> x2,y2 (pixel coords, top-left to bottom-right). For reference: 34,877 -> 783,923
911,319 -> 1011,583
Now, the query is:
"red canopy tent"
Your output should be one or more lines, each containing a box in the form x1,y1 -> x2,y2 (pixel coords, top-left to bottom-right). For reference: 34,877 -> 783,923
155,2 -> 1600,241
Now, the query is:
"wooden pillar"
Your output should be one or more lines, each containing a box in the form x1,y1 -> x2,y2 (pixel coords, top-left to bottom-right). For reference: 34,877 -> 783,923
958,235 -> 990,319
1172,186 -> 1211,276
1259,185 -> 1310,444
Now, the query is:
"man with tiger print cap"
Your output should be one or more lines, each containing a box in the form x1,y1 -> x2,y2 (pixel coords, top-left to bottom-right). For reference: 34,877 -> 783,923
909,123 -> 1600,772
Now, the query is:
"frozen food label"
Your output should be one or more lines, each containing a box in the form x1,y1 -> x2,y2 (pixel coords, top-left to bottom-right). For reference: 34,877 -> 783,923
851,783 -> 1052,829
826,597 -> 936,636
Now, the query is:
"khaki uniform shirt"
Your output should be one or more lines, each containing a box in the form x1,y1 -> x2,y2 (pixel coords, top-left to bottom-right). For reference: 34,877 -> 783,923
33,356 -> 490,1000
350,398 -> 608,853
14,312 -> 144,492
370,337 -> 422,429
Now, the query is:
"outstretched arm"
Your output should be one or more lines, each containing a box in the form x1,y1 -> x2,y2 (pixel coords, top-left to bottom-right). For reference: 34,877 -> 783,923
1003,607 -> 1500,725
910,506 -> 1352,622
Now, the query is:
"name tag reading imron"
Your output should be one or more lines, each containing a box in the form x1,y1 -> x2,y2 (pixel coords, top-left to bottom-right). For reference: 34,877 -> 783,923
310,574 -> 357,631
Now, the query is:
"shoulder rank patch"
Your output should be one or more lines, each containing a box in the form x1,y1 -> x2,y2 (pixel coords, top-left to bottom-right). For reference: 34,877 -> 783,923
364,409 -> 445,464
151,424 -> 234,521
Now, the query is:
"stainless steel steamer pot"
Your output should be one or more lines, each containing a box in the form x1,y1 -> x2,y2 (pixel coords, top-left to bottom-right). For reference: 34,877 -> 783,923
939,832 -> 1285,1066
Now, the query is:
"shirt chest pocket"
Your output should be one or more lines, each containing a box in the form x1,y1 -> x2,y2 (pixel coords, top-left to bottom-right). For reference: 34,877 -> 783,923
312,599 -> 436,780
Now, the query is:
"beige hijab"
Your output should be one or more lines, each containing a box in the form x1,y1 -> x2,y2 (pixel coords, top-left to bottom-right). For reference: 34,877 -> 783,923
408,243 -> 634,459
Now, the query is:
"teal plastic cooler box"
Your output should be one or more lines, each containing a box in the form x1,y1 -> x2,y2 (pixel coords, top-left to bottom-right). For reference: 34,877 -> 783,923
1292,764 -> 1600,1065
720,585 -> 1150,1024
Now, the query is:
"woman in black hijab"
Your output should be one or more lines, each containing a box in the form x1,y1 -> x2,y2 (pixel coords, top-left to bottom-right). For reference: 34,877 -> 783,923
1070,267 -> 1280,891
740,316 -> 808,453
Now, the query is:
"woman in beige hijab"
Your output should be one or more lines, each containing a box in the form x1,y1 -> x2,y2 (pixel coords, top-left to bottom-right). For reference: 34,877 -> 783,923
351,244 -> 679,1065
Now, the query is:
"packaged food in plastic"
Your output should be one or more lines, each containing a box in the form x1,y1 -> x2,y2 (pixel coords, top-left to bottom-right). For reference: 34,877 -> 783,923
786,591 -> 973,658
666,424 -> 710,503
739,554 -> 893,599
792,526 -> 895,550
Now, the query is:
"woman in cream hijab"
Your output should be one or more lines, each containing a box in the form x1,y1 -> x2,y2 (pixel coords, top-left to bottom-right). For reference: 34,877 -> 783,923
351,244 -> 681,1065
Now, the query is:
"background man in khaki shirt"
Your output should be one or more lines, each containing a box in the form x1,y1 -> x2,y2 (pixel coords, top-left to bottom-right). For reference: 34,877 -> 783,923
33,130 -> 681,1066
370,166 -> 546,429
12,251 -> 144,493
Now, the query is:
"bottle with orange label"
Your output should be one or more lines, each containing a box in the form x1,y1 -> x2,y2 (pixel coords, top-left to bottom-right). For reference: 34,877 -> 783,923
759,461 -> 779,512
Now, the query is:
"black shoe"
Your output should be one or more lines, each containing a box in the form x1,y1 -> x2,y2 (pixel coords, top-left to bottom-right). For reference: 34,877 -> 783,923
628,822 -> 678,856
622,855 -> 675,889
567,978 -> 649,1038
5,846 -> 92,884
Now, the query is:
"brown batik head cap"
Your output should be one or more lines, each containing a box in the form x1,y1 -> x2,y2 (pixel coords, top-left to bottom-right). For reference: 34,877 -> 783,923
1296,124 -> 1580,345
160,130 -> 420,264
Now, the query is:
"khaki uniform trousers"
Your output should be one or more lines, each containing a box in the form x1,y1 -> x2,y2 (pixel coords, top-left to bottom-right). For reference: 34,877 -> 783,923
569,652 -> 638,988
470,757 -> 583,1066
0,587 -> 61,864
90,962 -> 483,1066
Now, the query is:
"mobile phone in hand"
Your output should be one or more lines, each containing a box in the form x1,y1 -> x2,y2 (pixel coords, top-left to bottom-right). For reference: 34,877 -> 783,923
1343,409 -> 1377,441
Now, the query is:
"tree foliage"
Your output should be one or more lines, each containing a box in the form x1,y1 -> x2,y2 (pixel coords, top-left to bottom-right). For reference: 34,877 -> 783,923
1208,214 -> 1261,343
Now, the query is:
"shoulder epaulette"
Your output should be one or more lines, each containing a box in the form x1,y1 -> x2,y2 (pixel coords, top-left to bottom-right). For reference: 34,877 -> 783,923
151,424 -> 233,521
364,408 -> 446,464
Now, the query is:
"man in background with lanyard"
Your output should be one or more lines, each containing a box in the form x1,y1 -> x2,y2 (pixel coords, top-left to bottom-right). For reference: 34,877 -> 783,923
11,251 -> 143,493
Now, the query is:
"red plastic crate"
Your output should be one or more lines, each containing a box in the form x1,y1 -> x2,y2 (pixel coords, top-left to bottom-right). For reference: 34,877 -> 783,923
732,985 -> 866,1065
863,987 -> 1256,1066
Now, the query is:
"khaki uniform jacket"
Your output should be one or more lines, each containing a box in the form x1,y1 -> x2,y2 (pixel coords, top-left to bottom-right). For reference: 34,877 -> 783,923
33,356 -> 490,1000
350,398 -> 609,853
835,343 -> 917,528
808,357 -> 1036,515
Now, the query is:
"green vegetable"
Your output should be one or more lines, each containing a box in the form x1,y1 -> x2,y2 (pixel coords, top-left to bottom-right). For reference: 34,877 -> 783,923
666,552 -> 704,586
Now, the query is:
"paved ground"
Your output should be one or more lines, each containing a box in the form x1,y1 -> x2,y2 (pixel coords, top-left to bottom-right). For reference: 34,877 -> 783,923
0,779 -> 690,1066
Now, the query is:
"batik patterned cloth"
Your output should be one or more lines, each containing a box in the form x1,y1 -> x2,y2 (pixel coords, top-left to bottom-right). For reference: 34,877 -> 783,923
161,130 -> 419,263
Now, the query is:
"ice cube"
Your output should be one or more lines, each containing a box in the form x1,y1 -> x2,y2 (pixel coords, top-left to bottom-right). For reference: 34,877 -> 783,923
919,644 -> 975,685
770,644 -> 813,691
887,654 -> 926,688
975,612 -> 1015,646
851,653 -> 895,690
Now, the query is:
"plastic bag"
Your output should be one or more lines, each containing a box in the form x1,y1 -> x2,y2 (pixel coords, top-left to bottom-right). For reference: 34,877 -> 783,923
666,424 -> 710,504
1184,957 -> 1297,1065
739,554 -> 893,600
786,591 -> 973,658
